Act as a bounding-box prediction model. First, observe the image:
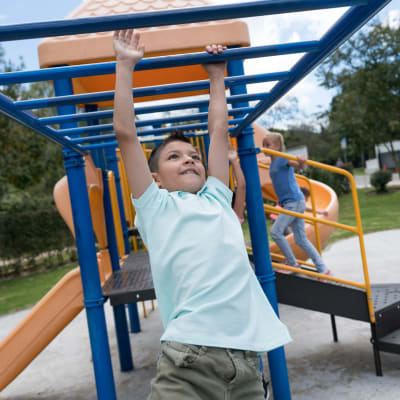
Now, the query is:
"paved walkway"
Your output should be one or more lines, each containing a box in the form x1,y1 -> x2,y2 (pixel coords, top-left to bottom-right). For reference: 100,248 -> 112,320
1,230 -> 400,400
354,172 -> 400,189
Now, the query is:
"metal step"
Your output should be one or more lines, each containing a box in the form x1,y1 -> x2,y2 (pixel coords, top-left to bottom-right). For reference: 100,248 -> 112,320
275,272 -> 370,322
376,328 -> 400,355
102,252 -> 155,306
372,284 -> 400,339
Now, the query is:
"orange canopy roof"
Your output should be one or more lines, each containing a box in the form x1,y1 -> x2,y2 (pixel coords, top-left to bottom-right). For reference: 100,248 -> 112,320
38,0 -> 250,105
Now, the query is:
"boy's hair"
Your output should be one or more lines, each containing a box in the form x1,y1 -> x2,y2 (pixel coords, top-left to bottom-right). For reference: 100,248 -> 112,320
148,131 -> 193,172
300,186 -> 310,199
262,132 -> 286,152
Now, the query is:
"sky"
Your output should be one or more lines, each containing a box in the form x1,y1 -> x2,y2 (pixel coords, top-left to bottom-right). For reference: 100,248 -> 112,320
1,0 -> 400,126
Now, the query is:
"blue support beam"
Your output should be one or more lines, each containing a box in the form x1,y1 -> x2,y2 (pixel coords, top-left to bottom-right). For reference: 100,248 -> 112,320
0,92 -> 85,154
63,150 -> 117,400
228,58 -> 292,400
104,148 -> 142,335
0,43 -> 302,84
38,105 -> 253,127
102,168 -> 134,372
16,88 -> 266,111
105,148 -> 130,255
0,46 -> 298,86
84,104 -> 106,170
0,1 -> 367,41
59,116 -> 244,139
54,77 -> 133,376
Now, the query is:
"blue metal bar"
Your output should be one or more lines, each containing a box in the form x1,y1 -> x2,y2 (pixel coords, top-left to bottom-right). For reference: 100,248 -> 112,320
53,77 -> 131,381
102,168 -> 134,372
39,105 -> 253,126
40,109 -> 114,126
199,106 -> 210,162
127,304 -> 141,334
231,0 -> 392,136
104,148 -> 142,335
14,69 -> 280,110
228,58 -> 291,400
105,147 -> 130,254
0,92 -> 85,154
83,141 -> 120,151
0,1 -> 366,41
15,85 -> 267,111
58,114 -> 246,137
84,104 -> 104,169
0,42 -> 300,84
104,145 -> 141,335
67,117 -> 244,144
81,133 -> 208,151
63,150 -> 117,400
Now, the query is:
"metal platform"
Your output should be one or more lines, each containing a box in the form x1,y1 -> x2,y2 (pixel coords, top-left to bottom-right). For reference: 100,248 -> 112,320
377,328 -> 400,355
275,272 -> 371,322
102,252 -> 155,305
371,284 -> 400,354
371,283 -> 400,312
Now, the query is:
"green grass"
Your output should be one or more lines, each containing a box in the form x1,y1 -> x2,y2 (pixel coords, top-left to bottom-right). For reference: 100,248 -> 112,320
329,186 -> 400,243
0,264 -> 76,315
352,168 -> 366,176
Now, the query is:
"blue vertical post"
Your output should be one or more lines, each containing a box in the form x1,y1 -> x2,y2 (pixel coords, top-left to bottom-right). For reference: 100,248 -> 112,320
103,168 -> 134,371
227,59 -> 292,400
105,146 -> 141,334
53,76 -> 117,400
199,106 -> 210,162
105,146 -> 130,254
63,150 -> 117,400
85,104 -> 106,169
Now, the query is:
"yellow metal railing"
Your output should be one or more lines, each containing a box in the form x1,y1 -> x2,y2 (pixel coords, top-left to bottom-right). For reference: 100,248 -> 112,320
251,147 -> 375,322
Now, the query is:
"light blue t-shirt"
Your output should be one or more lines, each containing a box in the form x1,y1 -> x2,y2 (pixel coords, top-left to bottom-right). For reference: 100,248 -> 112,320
270,156 -> 304,206
132,176 -> 291,352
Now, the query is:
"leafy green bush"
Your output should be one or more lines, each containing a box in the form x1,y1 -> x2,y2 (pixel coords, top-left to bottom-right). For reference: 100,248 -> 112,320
0,206 -> 74,260
303,162 -> 353,197
370,170 -> 392,193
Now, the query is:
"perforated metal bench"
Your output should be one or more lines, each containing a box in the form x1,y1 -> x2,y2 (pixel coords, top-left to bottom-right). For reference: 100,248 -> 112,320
102,252 -> 155,305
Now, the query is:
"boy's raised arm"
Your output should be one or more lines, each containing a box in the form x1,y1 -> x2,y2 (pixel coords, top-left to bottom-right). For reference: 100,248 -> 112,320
113,30 -> 153,199
203,45 -> 229,187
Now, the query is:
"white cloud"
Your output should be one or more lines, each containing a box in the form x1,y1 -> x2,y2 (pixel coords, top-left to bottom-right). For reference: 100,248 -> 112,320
384,9 -> 400,28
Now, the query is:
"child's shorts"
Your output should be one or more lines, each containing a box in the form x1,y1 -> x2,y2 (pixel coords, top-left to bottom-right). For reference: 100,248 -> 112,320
148,341 -> 264,400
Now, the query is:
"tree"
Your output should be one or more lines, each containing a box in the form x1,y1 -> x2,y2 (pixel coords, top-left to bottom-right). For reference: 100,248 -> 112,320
0,45 -> 64,206
258,96 -> 302,129
317,21 -> 400,170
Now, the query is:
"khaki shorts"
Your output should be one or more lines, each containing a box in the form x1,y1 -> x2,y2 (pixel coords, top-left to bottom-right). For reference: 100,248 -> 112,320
148,341 -> 264,400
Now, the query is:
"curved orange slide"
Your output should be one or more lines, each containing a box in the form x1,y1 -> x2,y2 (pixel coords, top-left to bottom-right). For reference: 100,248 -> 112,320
252,123 -> 339,263
0,158 -> 113,391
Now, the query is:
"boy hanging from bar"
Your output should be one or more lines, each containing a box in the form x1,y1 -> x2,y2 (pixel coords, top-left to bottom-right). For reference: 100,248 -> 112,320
113,29 -> 291,400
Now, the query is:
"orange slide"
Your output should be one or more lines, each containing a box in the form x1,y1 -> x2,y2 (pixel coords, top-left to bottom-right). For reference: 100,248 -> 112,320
0,158 -> 113,391
252,123 -> 339,263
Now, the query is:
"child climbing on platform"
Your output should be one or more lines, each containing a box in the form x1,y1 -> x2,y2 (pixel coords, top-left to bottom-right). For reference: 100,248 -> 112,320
262,132 -> 331,277
113,30 -> 290,400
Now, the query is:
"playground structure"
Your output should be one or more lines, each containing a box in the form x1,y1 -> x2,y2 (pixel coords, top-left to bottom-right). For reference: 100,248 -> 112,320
1,1 -> 400,400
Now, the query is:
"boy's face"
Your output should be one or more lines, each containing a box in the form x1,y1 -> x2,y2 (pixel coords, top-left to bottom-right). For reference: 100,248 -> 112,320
152,140 -> 206,193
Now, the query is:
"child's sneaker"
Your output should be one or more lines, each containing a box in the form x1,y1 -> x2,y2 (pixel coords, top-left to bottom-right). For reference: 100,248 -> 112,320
319,269 -> 332,282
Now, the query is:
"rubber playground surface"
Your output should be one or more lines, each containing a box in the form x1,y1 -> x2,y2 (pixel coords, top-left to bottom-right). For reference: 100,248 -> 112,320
1,229 -> 399,400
